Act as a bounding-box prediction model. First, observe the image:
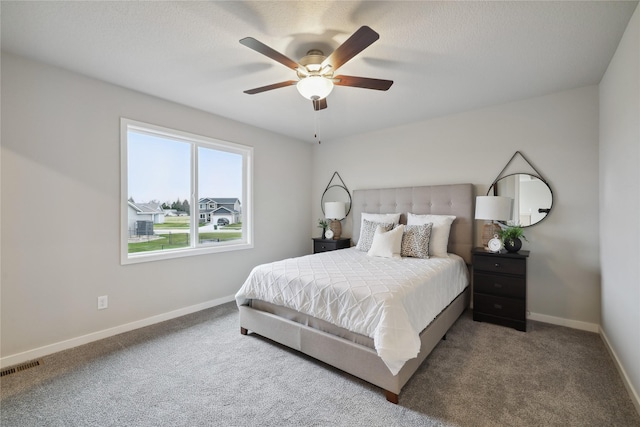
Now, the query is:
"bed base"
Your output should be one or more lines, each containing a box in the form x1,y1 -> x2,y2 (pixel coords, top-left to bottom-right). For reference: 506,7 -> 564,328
238,287 -> 470,404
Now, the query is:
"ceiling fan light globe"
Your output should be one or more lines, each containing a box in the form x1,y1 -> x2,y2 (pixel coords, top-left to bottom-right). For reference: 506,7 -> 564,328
296,76 -> 334,100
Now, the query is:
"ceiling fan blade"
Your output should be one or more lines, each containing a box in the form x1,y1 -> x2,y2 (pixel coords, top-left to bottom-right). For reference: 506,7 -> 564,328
321,26 -> 380,71
333,75 -> 393,91
239,37 -> 301,71
312,98 -> 328,111
243,80 -> 297,95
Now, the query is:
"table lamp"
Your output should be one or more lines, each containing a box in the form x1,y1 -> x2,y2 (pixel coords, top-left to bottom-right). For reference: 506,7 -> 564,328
325,202 -> 346,240
475,196 -> 512,248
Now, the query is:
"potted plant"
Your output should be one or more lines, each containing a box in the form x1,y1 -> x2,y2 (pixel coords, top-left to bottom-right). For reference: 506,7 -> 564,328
499,224 -> 528,253
318,219 -> 329,239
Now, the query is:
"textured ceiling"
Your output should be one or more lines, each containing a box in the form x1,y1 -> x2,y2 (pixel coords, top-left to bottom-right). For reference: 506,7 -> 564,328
1,1 -> 637,143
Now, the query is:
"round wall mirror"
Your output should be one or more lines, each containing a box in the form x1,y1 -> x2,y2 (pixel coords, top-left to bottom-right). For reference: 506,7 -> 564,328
321,185 -> 352,218
488,173 -> 553,227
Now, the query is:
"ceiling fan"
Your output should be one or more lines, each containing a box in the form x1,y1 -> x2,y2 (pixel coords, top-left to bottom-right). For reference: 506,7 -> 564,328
240,26 -> 393,111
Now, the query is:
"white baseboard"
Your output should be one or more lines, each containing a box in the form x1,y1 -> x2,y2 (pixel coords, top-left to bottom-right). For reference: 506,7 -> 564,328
0,295 -> 236,369
600,328 -> 640,416
528,311 -> 600,333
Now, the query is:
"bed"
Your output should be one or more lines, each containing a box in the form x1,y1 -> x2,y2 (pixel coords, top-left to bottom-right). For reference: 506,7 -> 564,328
236,184 -> 474,403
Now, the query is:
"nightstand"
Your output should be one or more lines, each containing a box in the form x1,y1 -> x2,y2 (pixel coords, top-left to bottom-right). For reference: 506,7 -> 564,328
472,247 -> 530,332
312,237 -> 350,254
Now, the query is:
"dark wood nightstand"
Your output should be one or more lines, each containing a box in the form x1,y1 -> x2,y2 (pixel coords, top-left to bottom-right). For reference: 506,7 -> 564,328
312,237 -> 351,254
472,247 -> 530,332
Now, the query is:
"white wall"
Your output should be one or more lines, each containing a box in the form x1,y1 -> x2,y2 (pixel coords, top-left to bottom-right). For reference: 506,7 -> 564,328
599,4 -> 640,410
0,53 -> 312,364
312,85 -> 601,329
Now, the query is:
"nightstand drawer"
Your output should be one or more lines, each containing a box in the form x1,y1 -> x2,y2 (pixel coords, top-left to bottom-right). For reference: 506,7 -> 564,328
312,238 -> 350,253
473,255 -> 526,276
474,294 -> 526,321
474,273 -> 525,299
314,241 -> 336,253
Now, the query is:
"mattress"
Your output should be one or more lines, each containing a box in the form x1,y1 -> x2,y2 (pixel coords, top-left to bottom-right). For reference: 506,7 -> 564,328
235,247 -> 469,375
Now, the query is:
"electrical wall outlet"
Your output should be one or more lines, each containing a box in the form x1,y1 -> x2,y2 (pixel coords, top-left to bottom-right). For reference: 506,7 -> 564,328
97,295 -> 108,310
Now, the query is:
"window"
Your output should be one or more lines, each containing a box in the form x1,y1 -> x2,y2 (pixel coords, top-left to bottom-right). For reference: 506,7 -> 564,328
121,118 -> 253,264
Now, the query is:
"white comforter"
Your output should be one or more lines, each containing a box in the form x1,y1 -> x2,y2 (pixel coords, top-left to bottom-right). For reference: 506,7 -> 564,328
235,247 -> 468,375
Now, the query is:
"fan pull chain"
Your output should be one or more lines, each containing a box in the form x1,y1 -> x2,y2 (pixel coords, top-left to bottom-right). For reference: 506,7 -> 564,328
314,111 -> 321,144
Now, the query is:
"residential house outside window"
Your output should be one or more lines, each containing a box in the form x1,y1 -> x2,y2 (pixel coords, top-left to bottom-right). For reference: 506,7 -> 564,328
121,118 -> 253,264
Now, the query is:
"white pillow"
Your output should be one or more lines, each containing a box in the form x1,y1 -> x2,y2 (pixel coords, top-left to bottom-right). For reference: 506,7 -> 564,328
407,213 -> 456,257
368,224 -> 404,259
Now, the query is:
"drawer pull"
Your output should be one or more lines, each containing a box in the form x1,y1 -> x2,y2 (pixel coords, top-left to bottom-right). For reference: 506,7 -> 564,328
493,283 -> 503,288
494,304 -> 503,310
494,263 -> 500,268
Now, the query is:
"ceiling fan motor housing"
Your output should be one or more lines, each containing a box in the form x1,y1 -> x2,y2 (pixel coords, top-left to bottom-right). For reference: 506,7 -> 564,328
298,49 -> 331,76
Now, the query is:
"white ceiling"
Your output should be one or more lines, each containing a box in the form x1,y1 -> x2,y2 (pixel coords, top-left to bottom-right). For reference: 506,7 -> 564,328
1,1 -> 637,143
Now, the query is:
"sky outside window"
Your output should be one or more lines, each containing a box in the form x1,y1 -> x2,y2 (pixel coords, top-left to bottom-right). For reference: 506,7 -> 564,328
128,131 -> 242,204
198,146 -> 243,202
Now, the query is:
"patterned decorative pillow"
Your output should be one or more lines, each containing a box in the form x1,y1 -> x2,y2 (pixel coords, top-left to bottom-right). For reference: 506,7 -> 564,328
357,213 -> 401,245
356,219 -> 395,252
401,223 -> 433,258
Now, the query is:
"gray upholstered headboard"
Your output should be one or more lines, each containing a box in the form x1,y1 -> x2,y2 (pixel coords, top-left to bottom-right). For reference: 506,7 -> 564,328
352,184 -> 474,264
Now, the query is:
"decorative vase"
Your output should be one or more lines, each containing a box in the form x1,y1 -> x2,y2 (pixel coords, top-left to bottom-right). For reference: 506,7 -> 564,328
504,237 -> 522,253
321,229 -> 326,239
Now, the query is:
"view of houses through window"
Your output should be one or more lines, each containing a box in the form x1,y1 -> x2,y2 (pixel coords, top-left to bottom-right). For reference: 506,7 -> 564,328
121,119 -> 253,264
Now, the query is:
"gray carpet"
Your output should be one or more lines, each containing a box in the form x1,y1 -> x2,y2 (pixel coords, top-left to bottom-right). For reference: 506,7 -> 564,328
1,302 -> 638,426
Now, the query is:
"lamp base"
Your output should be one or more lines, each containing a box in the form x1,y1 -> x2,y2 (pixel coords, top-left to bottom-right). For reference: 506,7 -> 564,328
329,220 -> 342,240
481,222 -> 501,247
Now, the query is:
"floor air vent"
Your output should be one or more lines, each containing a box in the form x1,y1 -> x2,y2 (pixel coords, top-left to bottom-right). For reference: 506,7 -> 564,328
0,360 -> 42,377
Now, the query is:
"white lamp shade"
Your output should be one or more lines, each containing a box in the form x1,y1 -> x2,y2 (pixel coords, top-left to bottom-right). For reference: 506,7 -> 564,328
475,196 -> 512,221
325,201 -> 346,220
296,76 -> 334,100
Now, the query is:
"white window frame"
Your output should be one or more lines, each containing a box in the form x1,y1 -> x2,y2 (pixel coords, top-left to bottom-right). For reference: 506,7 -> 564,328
120,118 -> 253,265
